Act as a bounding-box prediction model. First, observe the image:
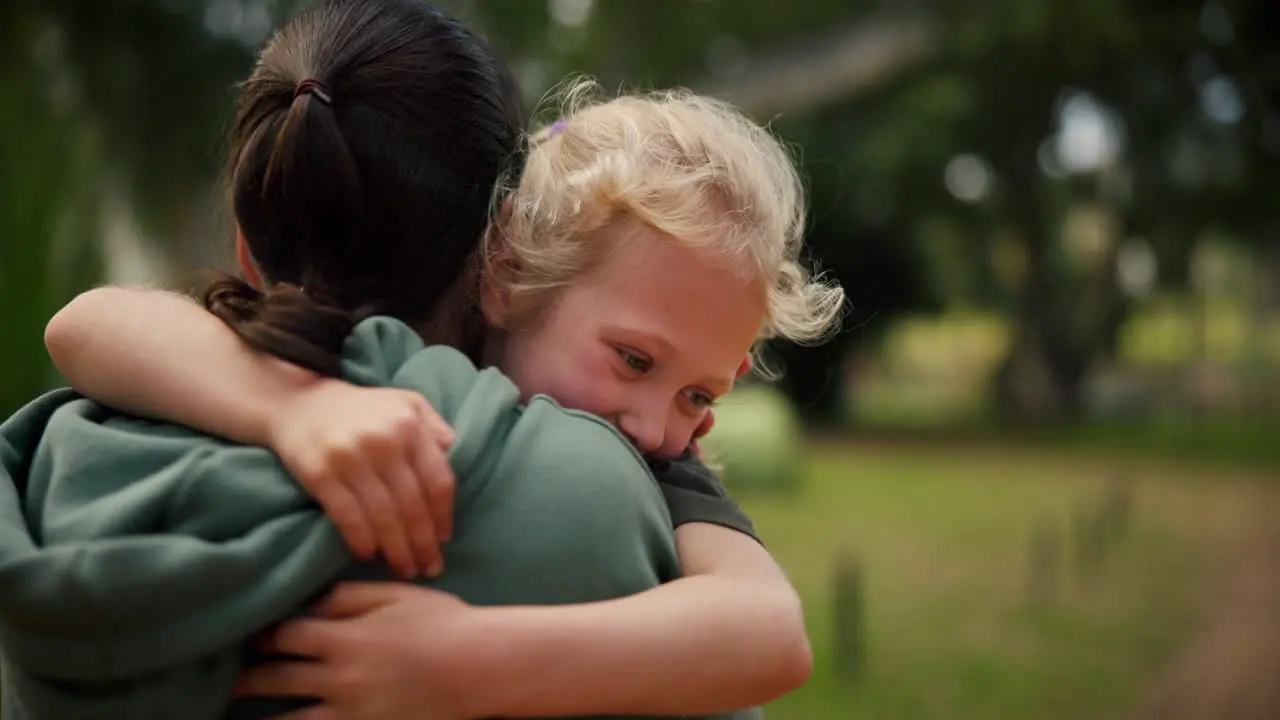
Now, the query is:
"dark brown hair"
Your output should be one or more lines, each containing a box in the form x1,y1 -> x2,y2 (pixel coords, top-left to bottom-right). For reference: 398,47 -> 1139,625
204,0 -> 524,376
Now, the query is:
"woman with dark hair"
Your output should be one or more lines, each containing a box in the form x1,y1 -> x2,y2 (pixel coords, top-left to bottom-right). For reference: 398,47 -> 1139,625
1,1 -> 814,719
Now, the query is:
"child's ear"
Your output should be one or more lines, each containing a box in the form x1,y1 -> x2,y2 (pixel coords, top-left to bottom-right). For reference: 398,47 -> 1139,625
479,206 -> 519,328
478,265 -> 512,328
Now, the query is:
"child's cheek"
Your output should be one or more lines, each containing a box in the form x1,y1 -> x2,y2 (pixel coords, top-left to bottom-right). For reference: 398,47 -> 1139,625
556,354 -> 626,419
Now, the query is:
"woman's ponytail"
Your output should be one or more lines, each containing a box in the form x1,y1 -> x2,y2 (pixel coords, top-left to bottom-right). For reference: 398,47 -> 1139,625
216,0 -> 526,371
215,72 -> 373,377
258,79 -> 363,251
203,274 -> 365,378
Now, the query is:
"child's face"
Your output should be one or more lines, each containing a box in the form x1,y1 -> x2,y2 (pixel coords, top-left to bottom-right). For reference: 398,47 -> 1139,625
490,222 -> 765,460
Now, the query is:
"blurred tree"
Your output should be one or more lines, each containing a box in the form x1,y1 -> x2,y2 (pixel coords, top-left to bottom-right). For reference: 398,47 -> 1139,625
803,0 -> 1280,422
5,0 -> 1276,426
467,0 -> 1280,423
0,0 -> 268,414
0,2 -> 101,415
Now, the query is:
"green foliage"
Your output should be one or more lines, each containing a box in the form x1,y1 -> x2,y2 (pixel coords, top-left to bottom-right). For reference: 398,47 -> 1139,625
460,0 -> 867,93
0,6 -> 104,414
834,0 -> 1280,420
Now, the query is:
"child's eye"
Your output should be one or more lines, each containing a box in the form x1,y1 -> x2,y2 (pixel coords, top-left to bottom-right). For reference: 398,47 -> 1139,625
686,390 -> 717,408
615,347 -> 652,373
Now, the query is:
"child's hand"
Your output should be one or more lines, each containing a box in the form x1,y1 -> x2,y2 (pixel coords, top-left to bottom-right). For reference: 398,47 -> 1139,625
689,409 -> 716,459
688,355 -> 749,459
264,379 -> 456,579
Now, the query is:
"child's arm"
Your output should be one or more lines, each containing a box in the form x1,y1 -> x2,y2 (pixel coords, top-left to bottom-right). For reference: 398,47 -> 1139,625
47,286 -> 811,714
241,526 -> 810,717
45,286 -> 456,580
483,522 -> 811,715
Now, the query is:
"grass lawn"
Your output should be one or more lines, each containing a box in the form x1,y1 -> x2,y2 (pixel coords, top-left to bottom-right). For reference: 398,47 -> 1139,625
739,443 -> 1275,720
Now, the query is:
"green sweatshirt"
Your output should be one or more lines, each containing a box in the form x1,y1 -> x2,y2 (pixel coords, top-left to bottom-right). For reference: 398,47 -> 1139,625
0,317 -> 758,720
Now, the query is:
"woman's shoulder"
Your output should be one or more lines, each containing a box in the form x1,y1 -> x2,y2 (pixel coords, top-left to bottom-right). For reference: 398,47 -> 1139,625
466,394 -> 681,589
482,394 -> 669,519
519,394 -> 651,473
343,316 -> 475,386
507,395 -> 673,538
342,316 -> 492,420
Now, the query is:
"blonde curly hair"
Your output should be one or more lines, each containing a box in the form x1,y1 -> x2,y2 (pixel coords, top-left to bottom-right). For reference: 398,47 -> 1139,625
485,77 -> 844,370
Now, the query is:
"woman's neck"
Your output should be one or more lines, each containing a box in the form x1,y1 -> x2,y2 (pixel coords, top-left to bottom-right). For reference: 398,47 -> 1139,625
411,271 -> 489,363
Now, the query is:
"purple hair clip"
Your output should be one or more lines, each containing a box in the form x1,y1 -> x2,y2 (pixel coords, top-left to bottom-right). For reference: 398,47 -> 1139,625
549,120 -> 568,137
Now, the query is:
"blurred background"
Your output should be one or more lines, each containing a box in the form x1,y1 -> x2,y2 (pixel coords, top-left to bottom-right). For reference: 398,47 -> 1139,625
3,0 -> 1279,718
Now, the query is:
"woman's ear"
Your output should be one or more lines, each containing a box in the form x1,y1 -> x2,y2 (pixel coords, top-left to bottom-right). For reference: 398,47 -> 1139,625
236,227 -> 263,289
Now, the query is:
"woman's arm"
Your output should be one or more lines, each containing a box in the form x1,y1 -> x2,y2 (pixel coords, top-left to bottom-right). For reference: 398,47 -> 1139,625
45,286 -> 456,579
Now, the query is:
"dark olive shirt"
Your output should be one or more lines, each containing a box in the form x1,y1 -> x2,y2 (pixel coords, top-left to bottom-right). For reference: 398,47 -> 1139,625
651,452 -> 758,541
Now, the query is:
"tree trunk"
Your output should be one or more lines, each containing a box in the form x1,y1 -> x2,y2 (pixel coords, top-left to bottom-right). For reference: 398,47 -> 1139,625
993,154 -> 1080,422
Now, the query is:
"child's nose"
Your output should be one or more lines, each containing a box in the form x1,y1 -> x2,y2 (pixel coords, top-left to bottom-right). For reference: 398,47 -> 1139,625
618,412 -> 665,455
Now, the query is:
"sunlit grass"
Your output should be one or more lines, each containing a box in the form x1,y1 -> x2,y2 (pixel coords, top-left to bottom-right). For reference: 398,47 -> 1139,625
743,444 -> 1271,720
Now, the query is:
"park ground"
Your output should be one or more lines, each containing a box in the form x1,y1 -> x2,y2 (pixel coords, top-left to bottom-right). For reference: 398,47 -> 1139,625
739,440 -> 1280,720
1134,508 -> 1280,720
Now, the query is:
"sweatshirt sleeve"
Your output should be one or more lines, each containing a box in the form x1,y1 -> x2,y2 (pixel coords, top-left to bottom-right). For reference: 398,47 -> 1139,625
650,452 -> 759,541
0,402 -> 351,720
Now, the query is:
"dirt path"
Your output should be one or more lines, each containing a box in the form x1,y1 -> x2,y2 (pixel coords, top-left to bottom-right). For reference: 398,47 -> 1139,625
1135,506 -> 1280,720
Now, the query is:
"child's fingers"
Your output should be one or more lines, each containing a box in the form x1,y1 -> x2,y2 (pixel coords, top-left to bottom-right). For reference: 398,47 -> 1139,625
381,458 -> 442,578
408,397 -> 456,545
349,466 -> 417,579
308,473 -> 377,561
412,431 -> 456,548
427,411 -> 455,448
